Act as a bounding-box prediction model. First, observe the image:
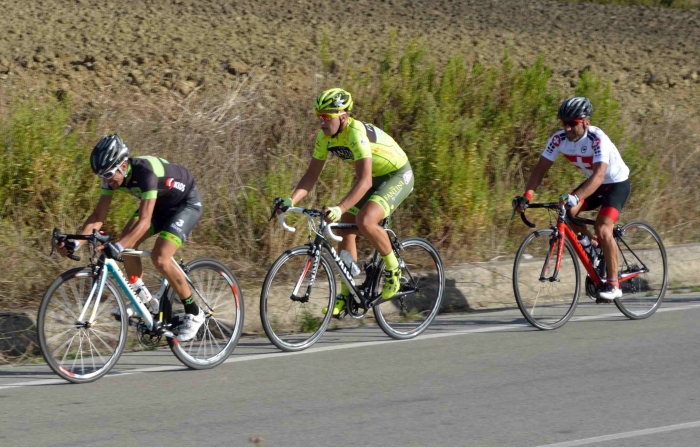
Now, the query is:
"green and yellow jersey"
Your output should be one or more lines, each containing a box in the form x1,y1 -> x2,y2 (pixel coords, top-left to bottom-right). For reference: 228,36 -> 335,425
312,118 -> 408,177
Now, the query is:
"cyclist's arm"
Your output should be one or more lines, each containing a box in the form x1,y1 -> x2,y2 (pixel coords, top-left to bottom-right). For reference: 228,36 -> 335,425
337,157 -> 372,213
58,194 -> 112,255
290,158 -> 325,205
523,156 -> 554,197
82,194 -> 112,233
572,161 -> 607,201
118,198 -> 156,249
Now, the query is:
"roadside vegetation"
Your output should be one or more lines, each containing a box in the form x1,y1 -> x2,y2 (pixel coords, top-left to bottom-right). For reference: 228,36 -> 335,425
1,39 -> 698,315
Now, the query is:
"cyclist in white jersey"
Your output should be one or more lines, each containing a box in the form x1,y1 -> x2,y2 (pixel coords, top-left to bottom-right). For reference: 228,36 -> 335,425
513,97 -> 631,300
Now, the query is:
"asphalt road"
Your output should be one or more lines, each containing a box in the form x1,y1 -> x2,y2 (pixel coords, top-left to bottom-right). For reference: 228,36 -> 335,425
2,294 -> 700,447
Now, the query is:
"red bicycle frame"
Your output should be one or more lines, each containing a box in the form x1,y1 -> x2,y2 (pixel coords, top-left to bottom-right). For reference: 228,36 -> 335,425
532,204 -> 644,286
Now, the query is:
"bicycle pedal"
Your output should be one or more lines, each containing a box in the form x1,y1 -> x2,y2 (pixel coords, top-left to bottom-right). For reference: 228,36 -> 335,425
336,309 -> 348,320
596,297 -> 614,304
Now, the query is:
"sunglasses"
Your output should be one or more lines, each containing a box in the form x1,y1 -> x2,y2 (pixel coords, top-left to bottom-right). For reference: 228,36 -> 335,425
99,165 -> 122,180
562,118 -> 583,128
316,112 -> 344,122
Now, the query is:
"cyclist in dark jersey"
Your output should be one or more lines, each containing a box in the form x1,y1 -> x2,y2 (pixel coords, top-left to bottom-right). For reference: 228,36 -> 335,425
57,134 -> 205,341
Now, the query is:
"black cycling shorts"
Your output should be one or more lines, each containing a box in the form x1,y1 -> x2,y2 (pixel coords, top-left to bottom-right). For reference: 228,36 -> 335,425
132,185 -> 203,248
577,179 -> 630,222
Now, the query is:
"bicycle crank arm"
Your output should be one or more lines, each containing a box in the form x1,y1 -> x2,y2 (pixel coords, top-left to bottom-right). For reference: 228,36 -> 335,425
367,289 -> 418,308
130,320 -> 176,338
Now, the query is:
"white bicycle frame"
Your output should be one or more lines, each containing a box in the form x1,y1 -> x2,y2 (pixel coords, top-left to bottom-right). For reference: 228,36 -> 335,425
73,249 -> 189,330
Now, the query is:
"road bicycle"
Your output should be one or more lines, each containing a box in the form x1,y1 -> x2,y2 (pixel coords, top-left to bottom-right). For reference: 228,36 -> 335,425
259,207 -> 445,352
37,228 -> 244,383
512,202 -> 667,330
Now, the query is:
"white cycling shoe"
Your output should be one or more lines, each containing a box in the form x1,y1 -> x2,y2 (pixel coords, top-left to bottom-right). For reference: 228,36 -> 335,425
177,311 -> 205,342
599,282 -> 622,301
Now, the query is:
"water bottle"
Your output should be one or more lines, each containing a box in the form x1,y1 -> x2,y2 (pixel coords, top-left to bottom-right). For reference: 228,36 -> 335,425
129,276 -> 158,313
339,250 -> 361,277
577,234 -> 593,257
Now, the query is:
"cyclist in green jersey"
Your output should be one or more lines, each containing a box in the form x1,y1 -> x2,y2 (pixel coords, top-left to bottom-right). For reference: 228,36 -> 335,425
275,88 -> 414,317
56,134 -> 205,341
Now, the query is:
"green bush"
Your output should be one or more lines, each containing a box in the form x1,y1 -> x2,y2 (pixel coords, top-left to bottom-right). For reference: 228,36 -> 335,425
340,44 -> 630,257
0,39 -> 678,312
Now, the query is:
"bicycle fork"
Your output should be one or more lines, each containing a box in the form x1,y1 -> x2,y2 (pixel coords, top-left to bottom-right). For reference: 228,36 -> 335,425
540,231 -> 562,282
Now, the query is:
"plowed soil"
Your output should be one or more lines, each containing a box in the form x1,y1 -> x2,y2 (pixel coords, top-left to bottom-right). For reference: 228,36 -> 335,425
0,0 -> 698,115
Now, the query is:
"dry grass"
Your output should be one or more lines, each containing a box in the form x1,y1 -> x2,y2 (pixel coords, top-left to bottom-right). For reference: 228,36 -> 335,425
0,48 -> 698,322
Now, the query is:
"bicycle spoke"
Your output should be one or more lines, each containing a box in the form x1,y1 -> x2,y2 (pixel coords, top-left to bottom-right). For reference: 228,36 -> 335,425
613,222 -> 667,319
39,272 -> 127,383
168,260 -> 243,368
260,246 -> 334,351
513,230 -> 579,330
374,238 -> 444,340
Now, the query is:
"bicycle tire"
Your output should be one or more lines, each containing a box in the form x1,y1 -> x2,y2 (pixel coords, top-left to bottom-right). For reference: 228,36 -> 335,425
372,237 -> 445,340
260,245 -> 336,352
613,221 -> 668,319
37,267 -> 128,383
513,229 -> 580,330
164,258 -> 244,369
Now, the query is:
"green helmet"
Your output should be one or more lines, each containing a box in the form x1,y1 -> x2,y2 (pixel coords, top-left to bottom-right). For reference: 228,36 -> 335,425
314,88 -> 353,112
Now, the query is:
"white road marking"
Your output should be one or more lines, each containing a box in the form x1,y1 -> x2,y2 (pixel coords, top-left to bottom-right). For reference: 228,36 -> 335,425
2,302 -> 700,391
533,420 -> 700,447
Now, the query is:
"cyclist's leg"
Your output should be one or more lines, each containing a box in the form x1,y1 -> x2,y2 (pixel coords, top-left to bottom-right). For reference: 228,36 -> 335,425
323,201 -> 366,316
568,181 -> 601,240
356,163 -> 414,252
122,212 -> 156,279
151,187 -> 203,313
337,212 -> 359,260
595,180 -> 631,295
356,163 -> 414,299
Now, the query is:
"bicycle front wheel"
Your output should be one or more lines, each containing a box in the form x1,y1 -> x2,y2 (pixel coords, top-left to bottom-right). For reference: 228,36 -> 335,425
260,245 -> 336,352
513,229 -> 580,330
37,268 -> 128,384
165,258 -> 244,369
373,238 -> 445,340
614,221 -> 668,319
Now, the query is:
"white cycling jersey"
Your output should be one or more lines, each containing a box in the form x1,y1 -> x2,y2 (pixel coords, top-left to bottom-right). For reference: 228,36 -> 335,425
542,126 -> 629,184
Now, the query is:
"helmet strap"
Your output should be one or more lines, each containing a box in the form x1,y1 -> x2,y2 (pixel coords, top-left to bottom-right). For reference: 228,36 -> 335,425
117,159 -> 130,184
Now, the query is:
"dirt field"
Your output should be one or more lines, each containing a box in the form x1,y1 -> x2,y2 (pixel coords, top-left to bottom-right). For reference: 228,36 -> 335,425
0,0 -> 698,115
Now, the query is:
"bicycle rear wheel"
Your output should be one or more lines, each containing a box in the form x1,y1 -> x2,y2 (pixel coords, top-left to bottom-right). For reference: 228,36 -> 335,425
513,229 -> 580,330
260,245 -> 336,352
373,238 -> 445,340
37,268 -> 128,383
164,258 -> 244,369
614,221 -> 668,319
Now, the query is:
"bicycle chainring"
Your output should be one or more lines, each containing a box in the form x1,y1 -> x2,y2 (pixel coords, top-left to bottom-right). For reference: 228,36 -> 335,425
585,276 -> 599,301
346,297 -> 367,319
136,321 -> 162,349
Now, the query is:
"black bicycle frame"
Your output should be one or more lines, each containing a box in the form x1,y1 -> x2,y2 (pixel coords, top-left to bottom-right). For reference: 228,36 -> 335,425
294,218 -> 403,311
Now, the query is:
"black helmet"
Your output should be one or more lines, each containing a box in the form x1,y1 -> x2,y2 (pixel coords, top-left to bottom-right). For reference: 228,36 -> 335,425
90,134 -> 129,176
557,97 -> 593,120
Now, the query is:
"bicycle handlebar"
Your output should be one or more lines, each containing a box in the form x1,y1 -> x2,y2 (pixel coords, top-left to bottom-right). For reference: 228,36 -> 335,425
520,212 -> 536,228
52,228 -> 113,262
517,202 -> 561,229
324,224 -> 343,243
275,207 -> 344,242
277,213 -> 296,233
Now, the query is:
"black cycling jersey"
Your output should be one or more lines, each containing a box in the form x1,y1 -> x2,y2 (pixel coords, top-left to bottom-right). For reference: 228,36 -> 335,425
101,156 -> 196,211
